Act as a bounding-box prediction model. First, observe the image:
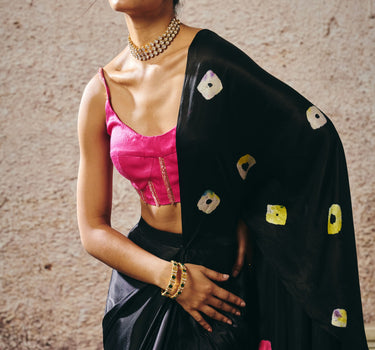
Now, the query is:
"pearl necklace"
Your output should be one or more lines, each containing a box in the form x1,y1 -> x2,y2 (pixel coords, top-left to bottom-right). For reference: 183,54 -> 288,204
128,17 -> 181,61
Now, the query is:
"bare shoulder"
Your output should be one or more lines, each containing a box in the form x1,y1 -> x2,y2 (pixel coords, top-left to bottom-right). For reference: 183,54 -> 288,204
82,71 -> 106,104
78,72 -> 107,132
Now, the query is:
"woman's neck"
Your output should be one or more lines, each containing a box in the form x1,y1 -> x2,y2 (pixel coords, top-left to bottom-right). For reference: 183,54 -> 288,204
125,9 -> 175,48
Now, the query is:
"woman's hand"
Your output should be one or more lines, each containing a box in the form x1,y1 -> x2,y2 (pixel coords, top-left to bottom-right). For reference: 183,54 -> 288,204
232,219 -> 252,278
175,264 -> 246,332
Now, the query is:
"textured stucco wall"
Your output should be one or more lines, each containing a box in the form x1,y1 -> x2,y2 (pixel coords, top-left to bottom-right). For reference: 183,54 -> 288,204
0,0 -> 374,349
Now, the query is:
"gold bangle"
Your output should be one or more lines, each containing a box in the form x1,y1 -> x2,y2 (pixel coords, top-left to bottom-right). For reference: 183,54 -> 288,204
161,260 -> 178,297
170,263 -> 187,299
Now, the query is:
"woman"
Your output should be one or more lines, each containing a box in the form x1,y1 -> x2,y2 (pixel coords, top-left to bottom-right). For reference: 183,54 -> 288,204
77,1 -> 368,349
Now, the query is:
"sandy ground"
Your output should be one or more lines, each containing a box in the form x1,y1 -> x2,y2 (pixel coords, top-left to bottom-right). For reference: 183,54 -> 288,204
1,0 -> 374,349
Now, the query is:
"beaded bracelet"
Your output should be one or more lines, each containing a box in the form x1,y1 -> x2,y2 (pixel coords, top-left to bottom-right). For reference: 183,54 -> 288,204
161,260 -> 179,297
170,263 -> 187,299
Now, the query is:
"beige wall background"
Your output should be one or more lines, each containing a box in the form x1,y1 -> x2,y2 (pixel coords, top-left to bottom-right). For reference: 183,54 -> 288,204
1,0 -> 374,349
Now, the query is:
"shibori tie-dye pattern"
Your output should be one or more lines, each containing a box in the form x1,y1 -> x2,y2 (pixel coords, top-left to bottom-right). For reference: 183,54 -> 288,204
328,204 -> 342,234
195,70 -> 223,213
197,190 -> 220,214
197,70 -> 223,100
102,30 -> 368,350
266,205 -> 287,225
237,154 -> 256,180
306,105 -> 327,129
258,340 -> 272,350
331,308 -> 347,328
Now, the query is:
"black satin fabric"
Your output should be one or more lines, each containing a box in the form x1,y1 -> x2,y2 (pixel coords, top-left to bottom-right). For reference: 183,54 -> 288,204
174,29 -> 367,349
102,29 -> 368,349
103,218 -> 259,349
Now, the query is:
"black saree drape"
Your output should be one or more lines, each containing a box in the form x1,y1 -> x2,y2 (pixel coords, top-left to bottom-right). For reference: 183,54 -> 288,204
102,29 -> 368,350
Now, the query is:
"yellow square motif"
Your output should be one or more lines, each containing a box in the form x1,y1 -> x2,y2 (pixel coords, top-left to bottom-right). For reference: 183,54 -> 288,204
266,205 -> 287,225
331,308 -> 347,328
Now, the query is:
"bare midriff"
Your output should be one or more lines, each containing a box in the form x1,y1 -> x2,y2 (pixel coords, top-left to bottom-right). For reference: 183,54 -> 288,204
140,200 -> 182,234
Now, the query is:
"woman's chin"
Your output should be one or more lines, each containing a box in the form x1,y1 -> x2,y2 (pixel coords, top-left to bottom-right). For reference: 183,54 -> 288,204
108,0 -> 130,13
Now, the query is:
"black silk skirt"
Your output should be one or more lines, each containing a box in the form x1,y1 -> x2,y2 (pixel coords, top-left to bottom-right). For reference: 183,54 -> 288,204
102,218 -> 342,350
102,217 -> 259,350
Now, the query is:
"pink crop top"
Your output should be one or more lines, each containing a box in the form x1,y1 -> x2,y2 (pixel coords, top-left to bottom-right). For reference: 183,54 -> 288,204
99,68 -> 180,206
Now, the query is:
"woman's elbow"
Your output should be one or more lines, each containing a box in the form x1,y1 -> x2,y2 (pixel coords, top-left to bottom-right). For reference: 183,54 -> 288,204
78,220 -> 107,256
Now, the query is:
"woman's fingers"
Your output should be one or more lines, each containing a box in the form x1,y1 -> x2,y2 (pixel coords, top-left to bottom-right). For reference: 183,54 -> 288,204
213,285 -> 246,307
177,264 -> 246,332
208,296 -> 241,316
202,267 -> 246,307
202,267 -> 230,282
201,305 -> 233,325
191,310 -> 212,332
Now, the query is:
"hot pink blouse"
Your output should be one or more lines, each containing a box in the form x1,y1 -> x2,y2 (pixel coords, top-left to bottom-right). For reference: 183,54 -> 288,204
99,68 -> 180,206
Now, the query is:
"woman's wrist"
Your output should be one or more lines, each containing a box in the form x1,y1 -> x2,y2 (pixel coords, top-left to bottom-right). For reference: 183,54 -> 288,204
154,259 -> 173,289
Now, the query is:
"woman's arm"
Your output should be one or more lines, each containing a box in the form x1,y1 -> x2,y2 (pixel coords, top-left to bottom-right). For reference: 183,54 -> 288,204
77,73 -> 171,288
76,73 -> 246,332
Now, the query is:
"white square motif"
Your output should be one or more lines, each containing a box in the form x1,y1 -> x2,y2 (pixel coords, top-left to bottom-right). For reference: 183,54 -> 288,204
197,190 -> 220,214
197,70 -> 223,100
306,105 -> 327,129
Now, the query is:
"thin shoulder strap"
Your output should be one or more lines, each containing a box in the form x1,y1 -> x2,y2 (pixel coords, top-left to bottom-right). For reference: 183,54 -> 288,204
98,67 -> 111,100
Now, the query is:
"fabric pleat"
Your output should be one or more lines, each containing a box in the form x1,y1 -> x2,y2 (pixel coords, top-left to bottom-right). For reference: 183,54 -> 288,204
103,218 -> 259,350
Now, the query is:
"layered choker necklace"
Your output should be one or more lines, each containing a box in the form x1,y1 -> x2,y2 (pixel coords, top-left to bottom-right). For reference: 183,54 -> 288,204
128,17 -> 181,61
